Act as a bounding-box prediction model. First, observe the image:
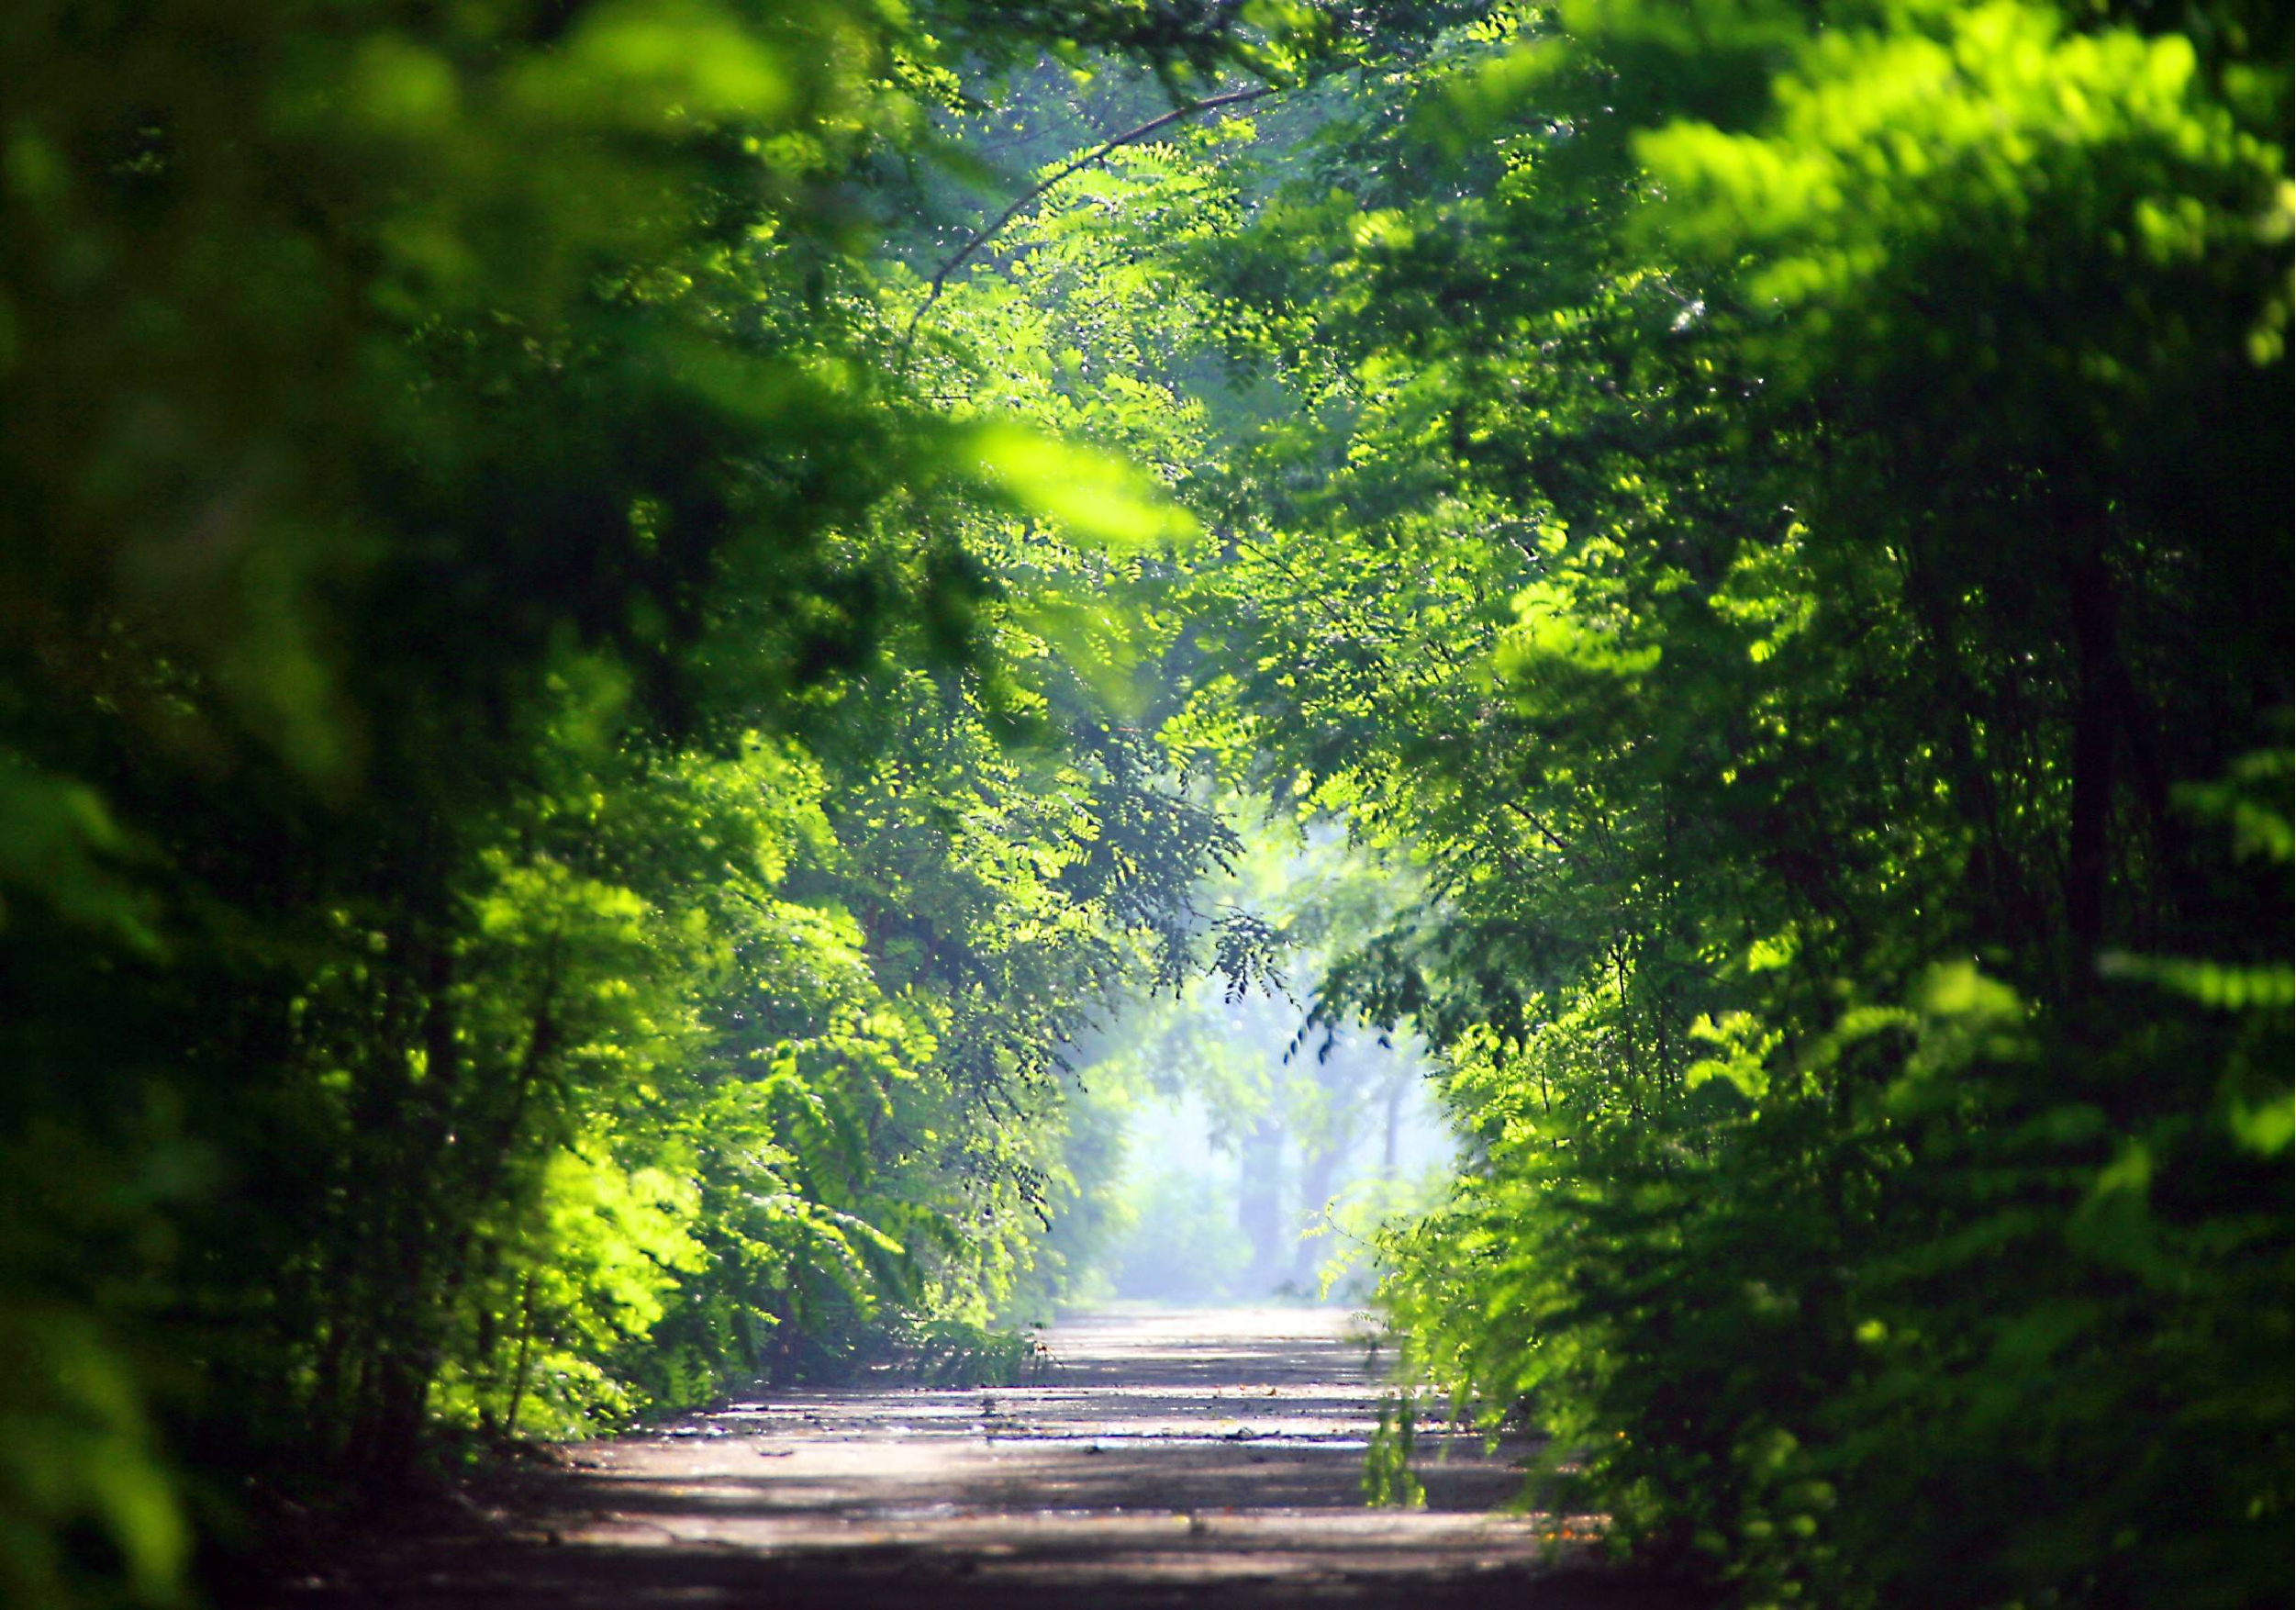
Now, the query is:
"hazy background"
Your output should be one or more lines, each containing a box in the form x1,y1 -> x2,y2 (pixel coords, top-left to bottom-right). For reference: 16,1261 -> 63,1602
1104,1025 -> 1453,1304
1039,825 -> 1457,1311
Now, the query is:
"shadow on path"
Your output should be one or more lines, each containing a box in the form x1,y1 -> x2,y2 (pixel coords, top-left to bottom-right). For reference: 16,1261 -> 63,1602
280,1306 -> 1705,1608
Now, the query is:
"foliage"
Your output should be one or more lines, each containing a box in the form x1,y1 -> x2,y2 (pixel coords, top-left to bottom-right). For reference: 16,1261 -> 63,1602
983,1 -> 2290,1604
0,4 -> 1327,1604
0,2 -> 2287,1608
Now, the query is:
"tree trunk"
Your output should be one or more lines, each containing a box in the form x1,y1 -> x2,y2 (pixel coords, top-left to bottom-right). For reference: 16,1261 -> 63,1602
1235,1120 -> 1287,1294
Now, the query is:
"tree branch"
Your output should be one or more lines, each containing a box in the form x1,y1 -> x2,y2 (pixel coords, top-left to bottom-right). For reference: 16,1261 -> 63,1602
900,85 -> 1276,352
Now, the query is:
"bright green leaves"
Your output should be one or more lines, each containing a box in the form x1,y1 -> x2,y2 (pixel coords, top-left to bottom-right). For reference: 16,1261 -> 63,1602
1499,578 -> 1664,687
1363,1394 -> 1429,1508
1683,1011 -> 1781,1103
0,0 -> 2279,1603
1642,5 -> 2228,267
1006,587 -> 1158,719
1708,529 -> 1818,668
2224,1090 -> 2296,1157
1620,0 -> 2289,448
963,422 -> 1201,552
1085,2 -> 2293,1604
0,6 -> 1405,1604
402,639 -> 1234,1430
541,1151 -> 708,1337
524,0 -> 799,127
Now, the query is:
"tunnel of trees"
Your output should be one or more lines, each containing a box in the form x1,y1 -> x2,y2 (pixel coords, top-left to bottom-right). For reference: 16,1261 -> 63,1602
0,2 -> 2287,1607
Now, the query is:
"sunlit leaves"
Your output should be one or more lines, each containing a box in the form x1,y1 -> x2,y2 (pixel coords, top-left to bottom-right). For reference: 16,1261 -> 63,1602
523,0 -> 800,127
1682,1011 -> 1781,1102
963,422 -> 1202,551
1624,0 -> 2288,444
1097,1 -> 2294,1604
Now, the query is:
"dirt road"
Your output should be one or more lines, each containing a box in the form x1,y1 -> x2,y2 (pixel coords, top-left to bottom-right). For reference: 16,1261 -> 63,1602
285,1307 -> 1699,1607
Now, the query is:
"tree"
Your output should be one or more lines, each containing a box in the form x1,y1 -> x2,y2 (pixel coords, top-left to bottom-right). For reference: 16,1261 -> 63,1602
972,3 -> 2290,1603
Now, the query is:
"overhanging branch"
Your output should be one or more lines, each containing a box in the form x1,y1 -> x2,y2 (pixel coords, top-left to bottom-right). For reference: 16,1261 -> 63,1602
900,85 -> 1276,352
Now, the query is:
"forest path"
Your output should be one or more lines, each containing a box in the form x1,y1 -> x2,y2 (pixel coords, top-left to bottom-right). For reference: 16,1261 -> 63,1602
295,1307 -> 1696,1607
